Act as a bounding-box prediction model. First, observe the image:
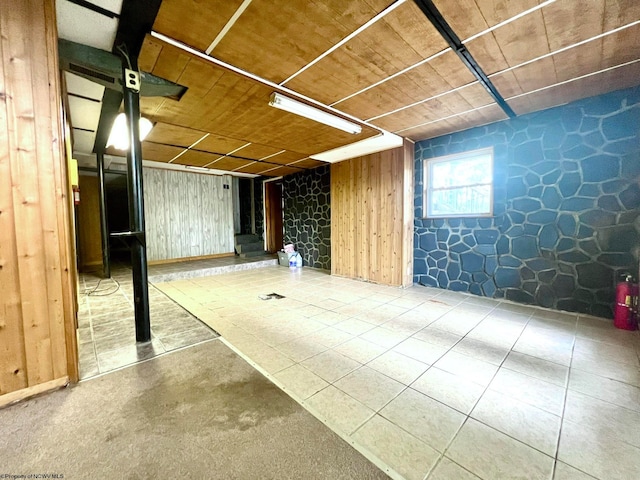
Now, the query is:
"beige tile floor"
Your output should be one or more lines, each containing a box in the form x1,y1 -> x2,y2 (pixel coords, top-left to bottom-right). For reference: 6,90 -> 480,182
155,266 -> 640,480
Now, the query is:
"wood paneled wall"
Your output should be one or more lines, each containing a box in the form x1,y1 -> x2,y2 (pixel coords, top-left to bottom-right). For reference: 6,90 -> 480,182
0,0 -> 76,404
331,140 -> 414,287
77,175 -> 103,271
144,168 -> 235,261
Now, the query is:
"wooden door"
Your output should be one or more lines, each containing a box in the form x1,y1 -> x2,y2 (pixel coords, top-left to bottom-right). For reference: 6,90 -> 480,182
264,181 -> 283,253
77,175 -> 103,272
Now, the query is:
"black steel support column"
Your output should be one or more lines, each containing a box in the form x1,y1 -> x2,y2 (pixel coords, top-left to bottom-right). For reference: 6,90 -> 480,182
122,56 -> 151,343
96,149 -> 111,279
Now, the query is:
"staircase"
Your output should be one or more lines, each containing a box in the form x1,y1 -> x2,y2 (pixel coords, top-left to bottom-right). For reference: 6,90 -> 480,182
235,234 -> 267,258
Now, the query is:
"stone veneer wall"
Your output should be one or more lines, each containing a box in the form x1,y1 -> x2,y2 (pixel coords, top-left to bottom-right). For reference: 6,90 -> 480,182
282,165 -> 331,270
254,176 -> 264,239
414,86 -> 640,318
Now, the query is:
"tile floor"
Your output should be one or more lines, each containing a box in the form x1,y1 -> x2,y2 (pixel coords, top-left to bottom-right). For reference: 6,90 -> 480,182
154,266 -> 640,480
77,266 -> 218,379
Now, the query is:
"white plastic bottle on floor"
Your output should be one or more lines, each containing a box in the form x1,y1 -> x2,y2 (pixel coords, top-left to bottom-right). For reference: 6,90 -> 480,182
295,253 -> 302,267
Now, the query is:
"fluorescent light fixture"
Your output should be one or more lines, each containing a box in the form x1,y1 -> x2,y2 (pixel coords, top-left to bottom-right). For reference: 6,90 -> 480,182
106,112 -> 153,150
311,131 -> 403,163
268,92 -> 362,134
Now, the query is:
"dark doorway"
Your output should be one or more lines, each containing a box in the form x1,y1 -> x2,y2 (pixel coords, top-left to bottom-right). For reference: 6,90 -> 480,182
238,178 -> 253,235
105,173 -> 131,265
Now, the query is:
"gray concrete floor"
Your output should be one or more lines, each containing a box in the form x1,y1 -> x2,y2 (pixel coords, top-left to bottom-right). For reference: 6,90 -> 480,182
0,340 -> 388,479
78,266 -> 218,379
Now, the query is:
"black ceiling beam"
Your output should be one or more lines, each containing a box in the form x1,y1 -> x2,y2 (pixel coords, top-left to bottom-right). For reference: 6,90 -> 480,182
93,0 -> 163,153
59,39 -> 187,99
67,0 -> 119,19
412,0 -> 517,118
113,0 -> 163,60
93,88 -> 123,153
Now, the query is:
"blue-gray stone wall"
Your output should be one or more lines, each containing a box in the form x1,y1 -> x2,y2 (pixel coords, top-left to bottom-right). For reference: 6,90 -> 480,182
414,86 -> 640,318
254,176 -> 264,239
283,165 -> 331,270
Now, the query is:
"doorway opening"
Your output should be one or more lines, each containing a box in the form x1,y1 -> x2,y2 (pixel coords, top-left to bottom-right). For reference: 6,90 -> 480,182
264,179 -> 284,253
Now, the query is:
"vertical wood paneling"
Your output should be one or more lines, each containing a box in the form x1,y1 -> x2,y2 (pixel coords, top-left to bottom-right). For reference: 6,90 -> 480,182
330,141 -> 414,287
48,0 -> 77,383
168,171 -> 182,259
143,168 -> 234,261
199,174 -> 210,255
0,13 -> 27,394
232,177 -> 240,234
6,0 -> 53,386
402,140 -> 415,286
0,0 -> 74,400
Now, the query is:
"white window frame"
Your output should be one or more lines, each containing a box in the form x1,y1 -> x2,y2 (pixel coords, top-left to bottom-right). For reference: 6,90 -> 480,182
423,147 -> 494,219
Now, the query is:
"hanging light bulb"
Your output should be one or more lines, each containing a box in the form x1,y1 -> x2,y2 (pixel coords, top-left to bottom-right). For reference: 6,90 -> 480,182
107,113 -> 154,150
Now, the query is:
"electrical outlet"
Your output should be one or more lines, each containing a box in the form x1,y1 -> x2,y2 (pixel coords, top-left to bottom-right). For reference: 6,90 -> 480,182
223,184 -> 229,190
125,68 -> 141,92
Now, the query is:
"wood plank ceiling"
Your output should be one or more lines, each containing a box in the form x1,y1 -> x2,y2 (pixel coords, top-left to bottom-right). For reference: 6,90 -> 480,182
99,0 -> 640,176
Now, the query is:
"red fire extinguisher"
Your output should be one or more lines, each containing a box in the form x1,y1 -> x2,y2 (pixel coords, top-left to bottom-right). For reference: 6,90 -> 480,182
614,274 -> 638,331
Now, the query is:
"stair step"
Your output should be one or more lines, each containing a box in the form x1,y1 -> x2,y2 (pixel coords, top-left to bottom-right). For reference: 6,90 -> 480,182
235,234 -> 261,245
240,250 -> 267,258
236,242 -> 264,254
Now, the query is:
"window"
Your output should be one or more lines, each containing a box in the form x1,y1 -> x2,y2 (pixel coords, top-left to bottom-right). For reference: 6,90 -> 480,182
424,147 -> 493,218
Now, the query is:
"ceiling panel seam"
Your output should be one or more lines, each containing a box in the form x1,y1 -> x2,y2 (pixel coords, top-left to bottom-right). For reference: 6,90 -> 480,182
149,31 -> 384,135
232,161 -> 256,171
364,19 -> 640,122
462,0 -> 556,44
365,19 -> 640,123
488,20 -> 640,79
203,143 -> 251,167
205,0 -> 253,55
258,149 -> 287,161
330,47 -> 450,106
505,58 -> 640,102
330,2 -> 554,108
396,56 -> 640,136
287,158 -> 312,166
157,142 -> 308,171
366,81 -> 477,121
168,132 -> 210,163
394,103 -> 496,134
279,0 -> 407,86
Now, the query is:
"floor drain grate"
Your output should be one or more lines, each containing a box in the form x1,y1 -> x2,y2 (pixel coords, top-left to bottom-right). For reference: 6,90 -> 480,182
259,293 -> 286,300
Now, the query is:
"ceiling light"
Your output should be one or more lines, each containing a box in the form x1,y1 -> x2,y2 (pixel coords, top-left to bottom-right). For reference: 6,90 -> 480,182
268,92 -> 362,134
106,112 -> 153,150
